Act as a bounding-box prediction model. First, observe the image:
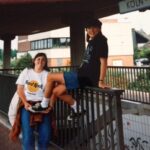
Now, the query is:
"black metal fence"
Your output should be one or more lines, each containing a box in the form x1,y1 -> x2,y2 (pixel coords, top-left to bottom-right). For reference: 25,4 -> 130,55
1,66 -> 150,149
0,65 -> 150,104
47,65 -> 150,104
53,87 -> 124,150
0,74 -> 17,114
48,66 -> 150,104
106,66 -> 150,104
0,68 -> 22,75
0,71 -> 125,150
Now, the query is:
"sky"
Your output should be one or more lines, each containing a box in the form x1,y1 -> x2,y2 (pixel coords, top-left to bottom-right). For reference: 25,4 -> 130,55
0,10 -> 150,50
103,10 -> 150,35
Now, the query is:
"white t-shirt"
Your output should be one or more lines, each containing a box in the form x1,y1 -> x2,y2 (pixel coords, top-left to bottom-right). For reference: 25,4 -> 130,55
16,68 -> 48,102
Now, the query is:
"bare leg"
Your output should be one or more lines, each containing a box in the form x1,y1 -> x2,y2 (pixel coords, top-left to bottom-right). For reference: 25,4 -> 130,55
32,72 -> 78,114
49,84 -> 77,113
44,73 -> 65,98
59,94 -> 75,105
41,72 -> 65,107
31,73 -> 66,111
50,85 -> 75,106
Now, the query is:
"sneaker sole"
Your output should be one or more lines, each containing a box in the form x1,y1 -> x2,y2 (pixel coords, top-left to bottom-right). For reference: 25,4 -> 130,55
28,107 -> 45,113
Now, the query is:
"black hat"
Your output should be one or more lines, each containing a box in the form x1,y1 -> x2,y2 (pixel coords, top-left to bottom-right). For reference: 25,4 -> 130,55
85,19 -> 102,28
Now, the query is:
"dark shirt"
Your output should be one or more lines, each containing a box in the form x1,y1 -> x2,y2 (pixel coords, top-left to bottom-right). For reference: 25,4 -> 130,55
77,32 -> 108,87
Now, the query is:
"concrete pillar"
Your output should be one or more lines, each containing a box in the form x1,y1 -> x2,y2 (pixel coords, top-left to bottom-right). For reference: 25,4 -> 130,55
132,29 -> 137,50
70,23 -> 85,66
0,35 -> 15,69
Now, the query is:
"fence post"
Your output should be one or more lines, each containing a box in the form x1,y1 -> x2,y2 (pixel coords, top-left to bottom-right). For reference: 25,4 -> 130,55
114,90 -> 125,150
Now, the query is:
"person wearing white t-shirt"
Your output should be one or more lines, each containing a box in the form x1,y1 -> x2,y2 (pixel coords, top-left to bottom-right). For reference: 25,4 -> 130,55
15,53 -> 52,150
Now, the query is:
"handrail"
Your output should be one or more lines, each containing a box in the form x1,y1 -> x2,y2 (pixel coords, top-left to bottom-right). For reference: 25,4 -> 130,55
0,70 -> 125,149
54,87 -> 124,150
0,65 -> 149,104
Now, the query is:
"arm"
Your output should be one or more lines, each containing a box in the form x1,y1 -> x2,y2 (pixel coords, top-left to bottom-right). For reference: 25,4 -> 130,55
98,57 -> 109,88
17,85 -> 31,110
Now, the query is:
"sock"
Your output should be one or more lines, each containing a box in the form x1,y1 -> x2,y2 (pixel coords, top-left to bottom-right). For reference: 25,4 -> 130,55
71,101 -> 77,112
41,97 -> 49,108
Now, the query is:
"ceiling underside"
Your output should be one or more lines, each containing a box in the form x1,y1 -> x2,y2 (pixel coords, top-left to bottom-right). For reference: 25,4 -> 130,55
0,0 -> 119,36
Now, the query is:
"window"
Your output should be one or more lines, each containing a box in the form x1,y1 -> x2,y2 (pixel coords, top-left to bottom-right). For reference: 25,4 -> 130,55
66,38 -> 70,47
47,39 -> 52,48
43,39 -> 47,49
35,41 -> 38,50
31,42 -> 35,50
60,38 -> 67,47
53,38 -> 60,48
113,60 -> 123,66
40,40 -> 43,49
31,37 -> 70,50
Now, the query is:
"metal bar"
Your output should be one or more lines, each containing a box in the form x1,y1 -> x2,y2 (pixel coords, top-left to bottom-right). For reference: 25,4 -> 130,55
108,94 -> 115,150
102,93 -> 108,149
96,91 -> 102,150
114,92 -> 125,150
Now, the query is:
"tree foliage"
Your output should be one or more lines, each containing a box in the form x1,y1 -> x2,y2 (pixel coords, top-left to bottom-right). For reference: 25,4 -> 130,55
0,49 -> 17,61
11,49 -> 17,58
128,70 -> 150,92
134,47 -> 150,60
12,53 -> 32,69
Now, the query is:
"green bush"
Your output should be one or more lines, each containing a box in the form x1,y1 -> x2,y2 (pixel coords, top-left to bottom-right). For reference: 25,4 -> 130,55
106,69 -> 150,92
12,53 -> 32,69
106,70 -> 129,89
128,71 -> 150,92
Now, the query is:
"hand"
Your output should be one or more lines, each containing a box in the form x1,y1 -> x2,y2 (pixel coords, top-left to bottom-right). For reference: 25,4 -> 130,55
24,102 -> 32,110
41,105 -> 53,114
99,82 -> 110,89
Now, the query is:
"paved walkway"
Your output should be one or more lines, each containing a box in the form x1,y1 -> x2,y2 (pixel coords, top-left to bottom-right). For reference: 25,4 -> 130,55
0,123 -> 21,150
0,112 -> 62,150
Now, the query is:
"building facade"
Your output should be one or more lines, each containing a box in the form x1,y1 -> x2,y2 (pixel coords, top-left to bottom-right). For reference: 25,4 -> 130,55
18,27 -> 71,67
18,19 -> 135,67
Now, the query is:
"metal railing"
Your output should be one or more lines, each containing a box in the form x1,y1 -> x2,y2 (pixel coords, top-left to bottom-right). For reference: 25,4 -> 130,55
0,65 -> 150,104
44,65 -> 150,104
0,74 -> 17,114
0,68 -> 22,75
0,66 -> 150,149
0,70 -> 125,150
106,66 -> 150,104
54,87 -> 124,150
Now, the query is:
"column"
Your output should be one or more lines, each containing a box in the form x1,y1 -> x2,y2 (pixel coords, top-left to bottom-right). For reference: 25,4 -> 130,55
0,34 -> 15,69
70,22 -> 85,66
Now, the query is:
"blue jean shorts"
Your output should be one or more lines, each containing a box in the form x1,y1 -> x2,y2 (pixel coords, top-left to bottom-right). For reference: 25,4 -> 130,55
64,71 -> 79,89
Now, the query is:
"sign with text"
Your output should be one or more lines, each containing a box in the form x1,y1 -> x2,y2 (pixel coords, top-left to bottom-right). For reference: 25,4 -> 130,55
119,0 -> 150,13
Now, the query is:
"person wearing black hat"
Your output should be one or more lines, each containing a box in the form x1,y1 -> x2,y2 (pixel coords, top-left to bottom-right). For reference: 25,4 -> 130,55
78,18 -> 108,88
30,18 -> 109,120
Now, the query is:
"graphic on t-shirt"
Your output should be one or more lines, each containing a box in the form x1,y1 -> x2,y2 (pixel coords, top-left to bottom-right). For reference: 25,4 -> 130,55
82,45 -> 93,64
26,80 -> 42,92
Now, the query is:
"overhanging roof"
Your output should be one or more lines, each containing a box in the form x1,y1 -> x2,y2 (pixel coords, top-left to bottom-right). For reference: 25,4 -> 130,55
0,0 -> 119,36
135,31 -> 149,43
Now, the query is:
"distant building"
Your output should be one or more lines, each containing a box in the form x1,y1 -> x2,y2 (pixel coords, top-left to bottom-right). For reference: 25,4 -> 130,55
17,27 -> 71,67
18,18 -> 148,67
101,18 -> 134,66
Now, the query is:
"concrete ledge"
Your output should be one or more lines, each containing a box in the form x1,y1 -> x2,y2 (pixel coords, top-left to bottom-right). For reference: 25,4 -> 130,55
122,100 -> 150,116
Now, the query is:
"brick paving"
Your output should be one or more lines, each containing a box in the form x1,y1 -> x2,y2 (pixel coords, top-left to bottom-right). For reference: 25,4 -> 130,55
0,123 -> 22,150
0,117 -> 62,150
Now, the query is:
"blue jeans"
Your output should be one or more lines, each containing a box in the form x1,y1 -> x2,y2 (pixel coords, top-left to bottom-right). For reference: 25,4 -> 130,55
20,108 -> 51,150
